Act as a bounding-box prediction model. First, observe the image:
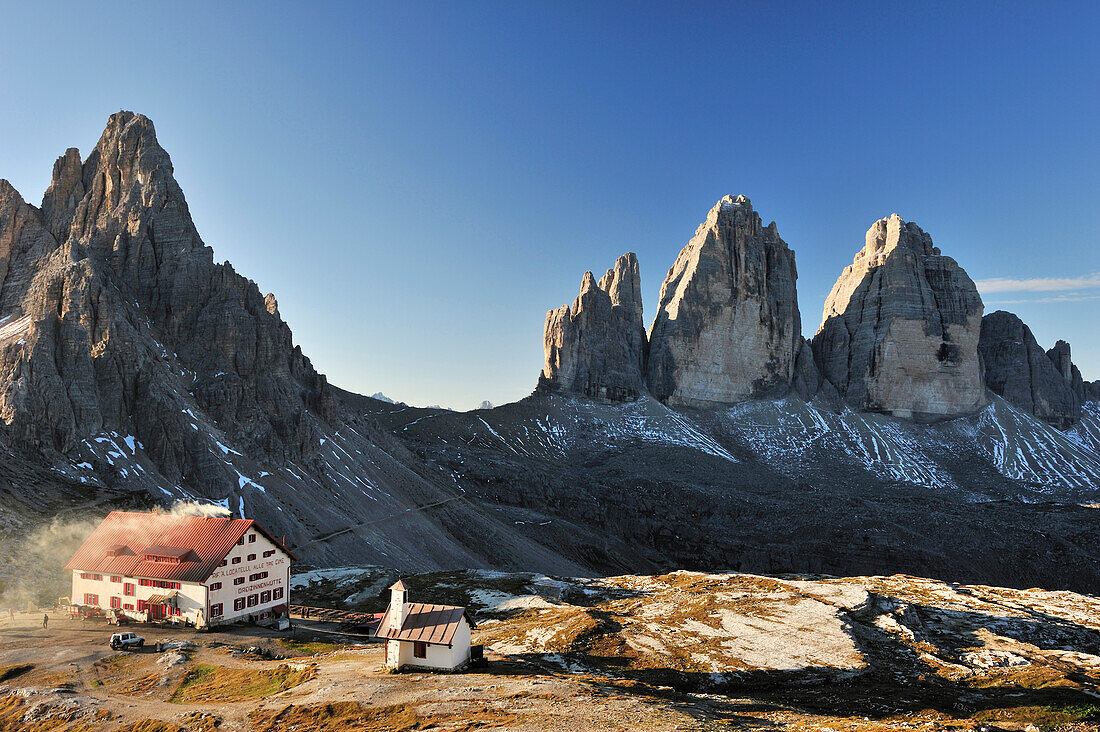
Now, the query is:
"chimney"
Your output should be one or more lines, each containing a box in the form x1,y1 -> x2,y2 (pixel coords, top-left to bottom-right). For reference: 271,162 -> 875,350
389,579 -> 408,629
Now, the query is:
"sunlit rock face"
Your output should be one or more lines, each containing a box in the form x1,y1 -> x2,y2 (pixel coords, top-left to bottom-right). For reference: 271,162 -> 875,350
646,195 -> 801,407
979,312 -> 1083,429
539,252 -> 647,402
813,215 -> 986,421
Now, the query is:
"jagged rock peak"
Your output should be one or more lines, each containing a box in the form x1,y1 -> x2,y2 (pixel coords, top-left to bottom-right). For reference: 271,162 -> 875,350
0,112 -> 335,490
1044,340 -> 1088,403
539,253 -> 647,402
861,213 -> 937,260
979,311 -> 1082,428
647,195 -> 800,406
40,148 -> 84,237
43,111 -> 208,259
596,251 -> 643,321
1047,340 -> 1074,381
813,215 -> 986,421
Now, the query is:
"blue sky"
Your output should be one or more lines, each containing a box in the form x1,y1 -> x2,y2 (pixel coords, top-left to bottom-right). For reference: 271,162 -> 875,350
1,1 -> 1097,409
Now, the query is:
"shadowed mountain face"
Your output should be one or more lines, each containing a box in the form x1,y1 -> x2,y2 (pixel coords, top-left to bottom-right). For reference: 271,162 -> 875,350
369,392 -> 1100,594
979,311 -> 1091,430
1,114 -> 1099,598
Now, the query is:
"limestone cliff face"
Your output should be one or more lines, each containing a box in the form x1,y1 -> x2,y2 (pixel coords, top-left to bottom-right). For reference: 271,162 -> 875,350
540,253 -> 647,402
0,112 -> 333,489
0,181 -> 58,313
978,313 -> 1084,428
812,215 -> 986,421
647,195 -> 801,406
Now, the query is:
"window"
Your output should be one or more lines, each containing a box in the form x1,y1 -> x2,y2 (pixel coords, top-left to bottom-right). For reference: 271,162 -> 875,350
94,574 -> 102,581
123,583 -> 134,596
209,582 -> 222,591
247,594 -> 258,608
260,590 -> 271,604
210,603 -> 223,618
248,534 -> 256,544
110,576 -> 121,583
248,572 -> 268,582
232,557 -> 241,565
273,587 -> 284,601
110,597 -> 121,609
263,550 -> 275,558
144,554 -> 181,563
234,598 -> 245,611
123,603 -> 134,611
233,577 -> 244,586
236,537 -> 245,546
84,593 -> 99,605
413,642 -> 427,659
247,553 -> 256,561
220,560 -> 227,567
137,579 -> 180,589
137,600 -> 146,612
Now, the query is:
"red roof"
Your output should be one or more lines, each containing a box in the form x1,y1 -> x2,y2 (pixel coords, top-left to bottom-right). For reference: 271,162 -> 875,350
378,602 -> 474,645
64,511 -> 294,583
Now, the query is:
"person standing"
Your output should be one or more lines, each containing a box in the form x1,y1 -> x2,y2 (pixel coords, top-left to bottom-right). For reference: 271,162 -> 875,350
42,614 -> 48,630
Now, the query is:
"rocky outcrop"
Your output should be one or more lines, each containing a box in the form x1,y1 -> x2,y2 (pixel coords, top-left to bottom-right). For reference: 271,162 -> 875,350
1086,382 -> 1100,402
813,215 -> 986,421
647,195 -> 800,406
791,338 -> 822,400
540,253 -> 647,401
1046,340 -> 1087,403
0,112 -> 334,487
0,180 -> 58,312
979,312 -> 1081,428
978,313 -> 1087,428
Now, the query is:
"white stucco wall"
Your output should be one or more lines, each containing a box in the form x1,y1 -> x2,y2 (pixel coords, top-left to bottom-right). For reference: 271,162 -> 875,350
386,619 -> 472,671
205,529 -> 291,625
449,619 -> 472,667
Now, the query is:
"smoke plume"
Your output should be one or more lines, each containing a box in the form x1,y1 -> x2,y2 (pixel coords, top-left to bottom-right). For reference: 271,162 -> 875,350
168,500 -> 231,518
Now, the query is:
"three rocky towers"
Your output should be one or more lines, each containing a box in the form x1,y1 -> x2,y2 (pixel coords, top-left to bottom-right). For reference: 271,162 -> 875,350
539,196 -> 1096,427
